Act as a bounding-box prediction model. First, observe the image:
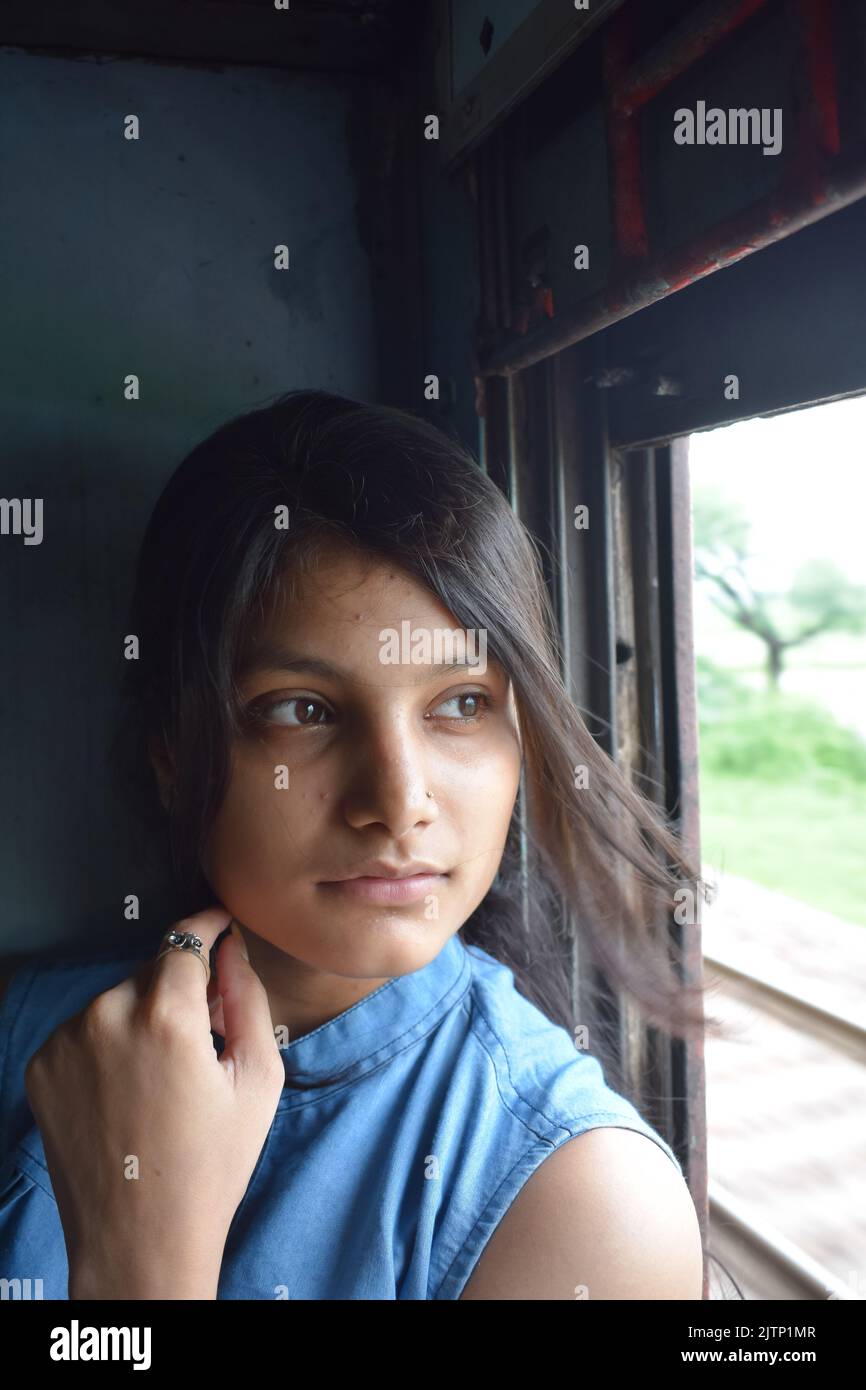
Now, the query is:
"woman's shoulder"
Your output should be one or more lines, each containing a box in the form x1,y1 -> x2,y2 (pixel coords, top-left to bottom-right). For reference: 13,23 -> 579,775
0,934 -> 158,1030
0,936 -> 158,1158
459,1123 -> 704,1299
460,942 -> 682,1174
0,935 -> 158,1031
429,942 -> 695,1299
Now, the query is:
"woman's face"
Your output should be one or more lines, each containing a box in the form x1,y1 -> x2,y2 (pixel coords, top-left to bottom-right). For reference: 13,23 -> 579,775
198,541 -> 523,982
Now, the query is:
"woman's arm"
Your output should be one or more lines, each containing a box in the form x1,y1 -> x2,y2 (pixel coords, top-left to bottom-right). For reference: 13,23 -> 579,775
459,1126 -> 704,1300
68,1239 -> 224,1301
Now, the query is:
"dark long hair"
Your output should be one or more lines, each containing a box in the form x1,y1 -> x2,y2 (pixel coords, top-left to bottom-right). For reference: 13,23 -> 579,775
110,388 -> 718,1096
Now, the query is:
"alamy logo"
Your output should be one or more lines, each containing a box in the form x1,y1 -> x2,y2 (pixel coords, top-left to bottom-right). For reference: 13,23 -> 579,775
0,497 -> 43,545
49,1319 -> 151,1370
674,101 -> 782,156
378,621 -> 488,674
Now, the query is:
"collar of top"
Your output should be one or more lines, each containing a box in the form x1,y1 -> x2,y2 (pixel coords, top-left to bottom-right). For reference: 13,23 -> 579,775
212,930 -> 473,1110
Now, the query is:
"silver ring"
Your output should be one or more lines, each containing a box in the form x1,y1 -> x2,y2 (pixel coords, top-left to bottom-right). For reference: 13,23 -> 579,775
156,929 -> 211,985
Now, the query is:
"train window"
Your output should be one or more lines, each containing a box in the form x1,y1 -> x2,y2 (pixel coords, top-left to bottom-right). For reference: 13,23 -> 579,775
691,398 -> 866,1299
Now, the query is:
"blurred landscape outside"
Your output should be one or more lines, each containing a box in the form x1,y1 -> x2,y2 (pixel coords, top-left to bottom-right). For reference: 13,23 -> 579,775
689,397 -> 866,1298
691,399 -> 866,926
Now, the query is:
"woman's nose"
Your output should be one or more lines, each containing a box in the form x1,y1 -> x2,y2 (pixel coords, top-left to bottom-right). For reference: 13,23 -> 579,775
341,733 -> 438,837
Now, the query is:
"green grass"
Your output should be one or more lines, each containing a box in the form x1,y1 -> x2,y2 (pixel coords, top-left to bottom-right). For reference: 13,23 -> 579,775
695,662 -> 866,925
698,773 -> 866,926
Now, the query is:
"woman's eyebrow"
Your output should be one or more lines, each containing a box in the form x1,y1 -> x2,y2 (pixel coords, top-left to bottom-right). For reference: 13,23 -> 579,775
237,640 -> 492,681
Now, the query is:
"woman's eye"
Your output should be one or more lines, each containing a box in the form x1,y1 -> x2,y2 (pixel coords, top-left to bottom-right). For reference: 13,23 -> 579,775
433,691 -> 491,721
262,697 -> 333,727
250,691 -> 492,729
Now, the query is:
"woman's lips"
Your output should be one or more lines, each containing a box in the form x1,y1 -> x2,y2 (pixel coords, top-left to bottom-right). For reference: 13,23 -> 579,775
318,873 -> 447,904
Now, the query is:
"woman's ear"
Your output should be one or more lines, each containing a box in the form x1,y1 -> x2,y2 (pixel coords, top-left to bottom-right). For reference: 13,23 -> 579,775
147,734 -> 175,812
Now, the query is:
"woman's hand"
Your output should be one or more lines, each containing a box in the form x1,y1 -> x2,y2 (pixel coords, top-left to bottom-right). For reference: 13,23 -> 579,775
23,907 -> 285,1300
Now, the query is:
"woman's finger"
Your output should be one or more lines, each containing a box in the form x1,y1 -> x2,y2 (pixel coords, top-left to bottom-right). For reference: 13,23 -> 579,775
214,924 -> 283,1081
146,906 -> 234,1016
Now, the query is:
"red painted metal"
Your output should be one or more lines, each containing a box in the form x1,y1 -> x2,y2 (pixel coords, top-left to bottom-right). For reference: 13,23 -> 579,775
604,4 -> 649,264
604,0 -> 778,265
604,0 -> 841,263
618,0 -> 771,116
798,0 -> 841,159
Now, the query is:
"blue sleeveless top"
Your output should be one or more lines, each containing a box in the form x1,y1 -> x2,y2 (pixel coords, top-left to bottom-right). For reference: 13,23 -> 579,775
0,930 -> 682,1299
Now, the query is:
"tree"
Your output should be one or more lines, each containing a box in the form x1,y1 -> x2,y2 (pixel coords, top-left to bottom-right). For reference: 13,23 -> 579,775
691,487 -> 866,691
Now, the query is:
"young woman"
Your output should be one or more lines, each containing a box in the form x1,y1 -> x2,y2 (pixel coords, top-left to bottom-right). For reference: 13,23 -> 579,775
0,389 -> 708,1300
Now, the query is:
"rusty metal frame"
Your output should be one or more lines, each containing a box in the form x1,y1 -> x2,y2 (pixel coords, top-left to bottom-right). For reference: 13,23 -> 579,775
661,435 -> 708,1295
475,0 -> 864,378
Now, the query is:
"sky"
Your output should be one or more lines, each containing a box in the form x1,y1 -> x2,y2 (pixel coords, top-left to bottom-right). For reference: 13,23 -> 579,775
688,395 -> 866,736
687,395 -> 866,587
